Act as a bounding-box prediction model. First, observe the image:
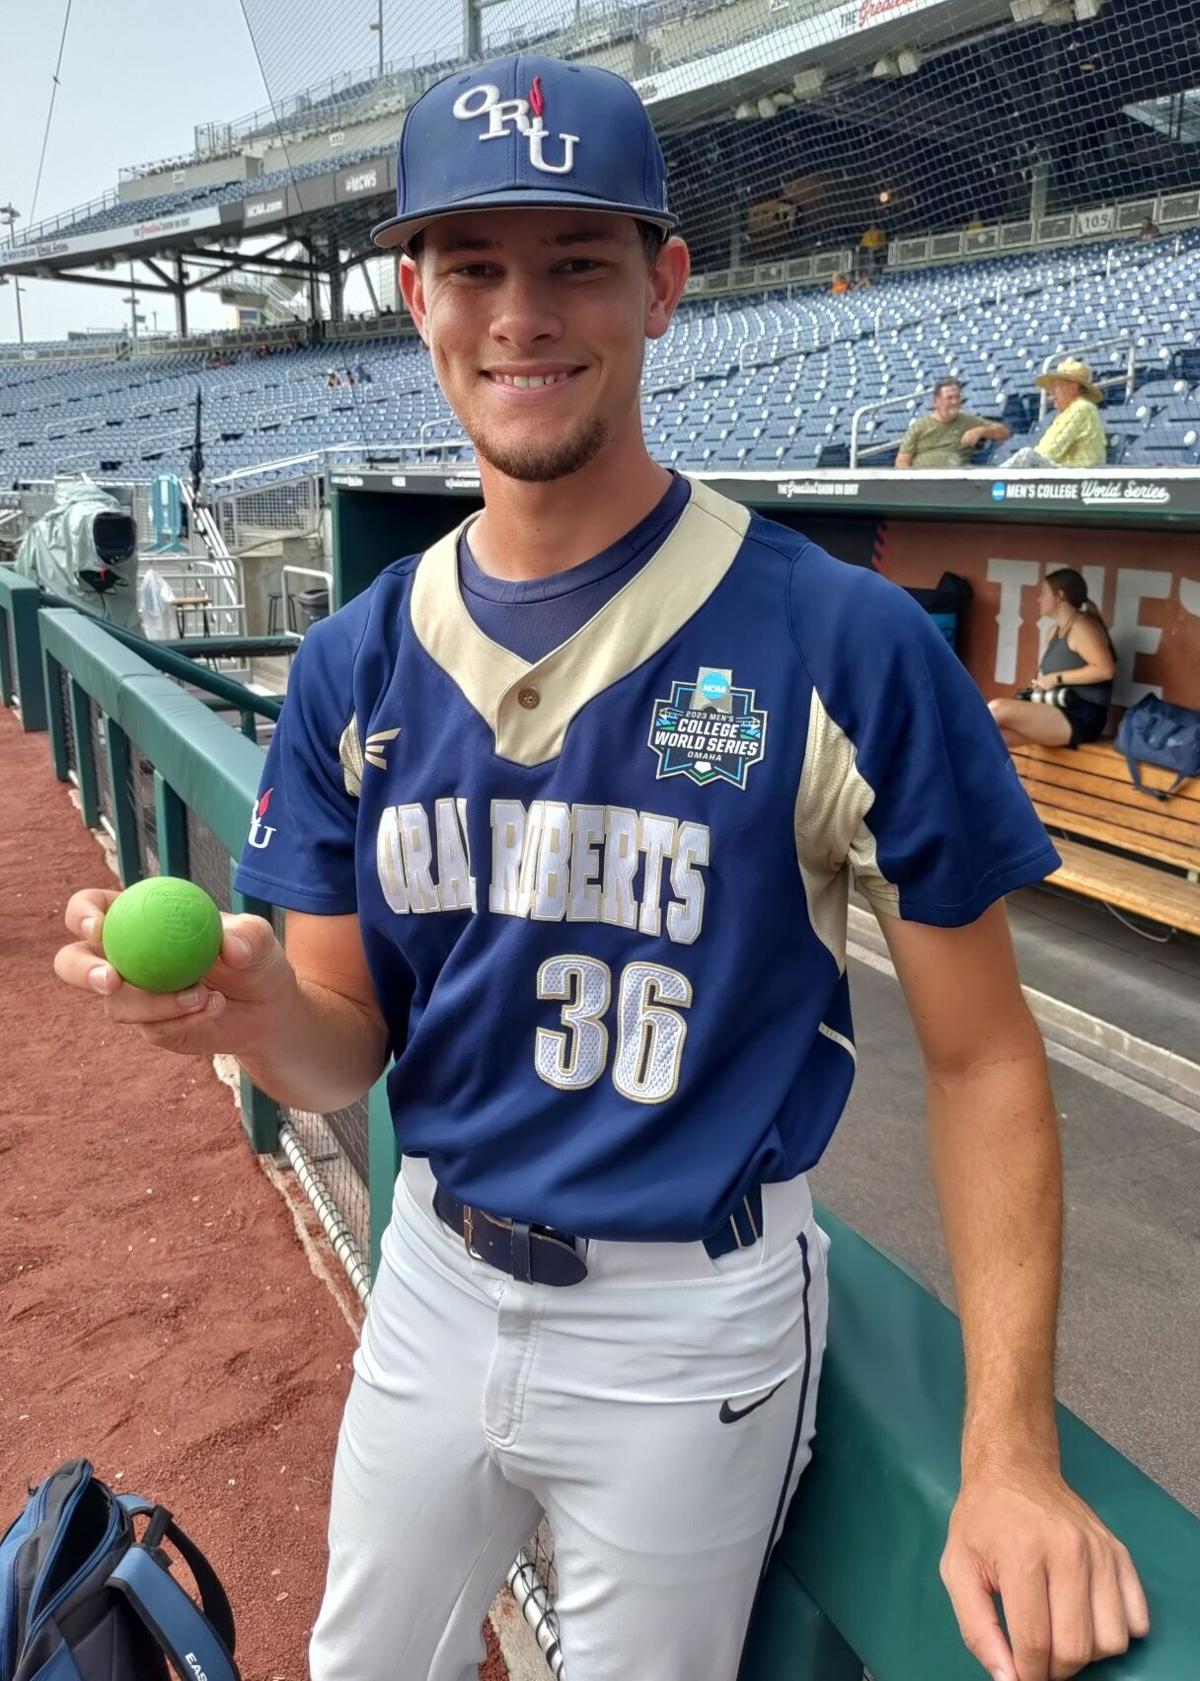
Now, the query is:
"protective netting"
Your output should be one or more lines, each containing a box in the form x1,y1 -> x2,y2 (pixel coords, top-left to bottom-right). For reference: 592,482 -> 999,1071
234,0 -> 1200,286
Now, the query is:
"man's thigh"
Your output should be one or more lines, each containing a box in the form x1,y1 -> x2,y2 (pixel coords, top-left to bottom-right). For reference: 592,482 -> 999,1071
309,1183 -> 542,1681
529,1216 -> 831,1681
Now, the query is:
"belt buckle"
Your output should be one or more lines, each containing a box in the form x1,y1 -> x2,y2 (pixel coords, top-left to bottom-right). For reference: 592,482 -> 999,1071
462,1206 -> 483,1262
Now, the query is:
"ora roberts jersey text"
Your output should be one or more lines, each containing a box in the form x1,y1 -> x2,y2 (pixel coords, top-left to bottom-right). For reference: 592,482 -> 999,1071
376,798 -> 709,945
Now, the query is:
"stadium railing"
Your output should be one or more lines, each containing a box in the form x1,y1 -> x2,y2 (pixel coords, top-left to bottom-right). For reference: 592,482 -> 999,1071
6,604 -> 1200,1680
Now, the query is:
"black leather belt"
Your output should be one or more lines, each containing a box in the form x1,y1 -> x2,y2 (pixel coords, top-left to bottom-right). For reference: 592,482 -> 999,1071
433,1184 -> 588,1285
432,1183 -> 765,1287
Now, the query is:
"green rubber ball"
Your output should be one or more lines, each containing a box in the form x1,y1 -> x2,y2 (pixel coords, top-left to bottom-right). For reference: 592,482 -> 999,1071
102,876 -> 224,994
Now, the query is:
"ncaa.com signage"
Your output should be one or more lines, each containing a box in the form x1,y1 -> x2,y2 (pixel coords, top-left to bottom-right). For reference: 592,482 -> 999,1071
0,207 -> 221,267
245,195 -> 287,224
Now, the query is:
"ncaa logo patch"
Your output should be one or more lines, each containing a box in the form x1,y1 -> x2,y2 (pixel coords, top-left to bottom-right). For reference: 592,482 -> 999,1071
648,667 -> 767,790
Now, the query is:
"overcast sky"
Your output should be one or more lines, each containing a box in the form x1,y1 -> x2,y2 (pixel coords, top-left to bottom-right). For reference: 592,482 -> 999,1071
2,0 -> 286,342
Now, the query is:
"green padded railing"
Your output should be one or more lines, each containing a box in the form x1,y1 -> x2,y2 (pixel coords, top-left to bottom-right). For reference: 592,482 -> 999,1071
21,609 -> 1200,1681
0,568 -> 48,731
743,1207 -> 1200,1680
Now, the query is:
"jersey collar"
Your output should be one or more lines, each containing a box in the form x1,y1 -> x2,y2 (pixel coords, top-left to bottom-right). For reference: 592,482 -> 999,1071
409,476 -> 751,766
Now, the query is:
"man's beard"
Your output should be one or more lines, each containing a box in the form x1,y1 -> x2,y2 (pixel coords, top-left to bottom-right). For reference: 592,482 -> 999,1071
468,411 -> 612,483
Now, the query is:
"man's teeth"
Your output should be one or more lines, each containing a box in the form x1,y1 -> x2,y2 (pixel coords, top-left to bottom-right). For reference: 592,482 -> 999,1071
492,372 -> 572,388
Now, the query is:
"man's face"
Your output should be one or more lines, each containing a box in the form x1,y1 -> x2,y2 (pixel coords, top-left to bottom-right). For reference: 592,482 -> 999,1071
933,384 -> 963,421
399,209 -> 689,483
1049,378 -> 1082,411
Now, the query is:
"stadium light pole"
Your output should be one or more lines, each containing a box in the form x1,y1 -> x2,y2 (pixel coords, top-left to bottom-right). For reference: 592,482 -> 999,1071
0,204 -> 24,346
369,1 -> 384,79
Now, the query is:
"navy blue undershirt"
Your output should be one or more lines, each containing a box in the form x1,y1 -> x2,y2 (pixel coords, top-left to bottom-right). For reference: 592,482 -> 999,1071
456,472 -> 691,664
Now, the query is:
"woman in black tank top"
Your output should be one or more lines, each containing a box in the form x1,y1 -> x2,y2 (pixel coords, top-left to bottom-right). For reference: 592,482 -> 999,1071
989,568 -> 1116,750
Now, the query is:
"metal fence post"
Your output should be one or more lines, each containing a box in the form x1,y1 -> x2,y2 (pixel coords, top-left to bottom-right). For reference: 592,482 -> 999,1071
69,679 -> 100,828
42,650 -> 70,782
229,871 -> 281,1154
0,604 -> 13,712
368,1076 -> 398,1283
104,720 -> 143,887
8,579 -> 48,731
153,771 -> 190,877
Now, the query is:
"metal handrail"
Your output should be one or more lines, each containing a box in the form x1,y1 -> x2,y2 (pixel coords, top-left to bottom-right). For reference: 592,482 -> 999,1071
849,389 -> 928,469
417,419 -> 472,461
1037,334 -> 1136,418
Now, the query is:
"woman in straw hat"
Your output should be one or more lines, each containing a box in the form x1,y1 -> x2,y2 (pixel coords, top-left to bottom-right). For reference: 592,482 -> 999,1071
1004,358 -> 1107,468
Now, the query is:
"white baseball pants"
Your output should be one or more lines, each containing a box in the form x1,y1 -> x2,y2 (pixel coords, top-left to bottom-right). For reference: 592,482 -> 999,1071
308,1158 -> 829,1681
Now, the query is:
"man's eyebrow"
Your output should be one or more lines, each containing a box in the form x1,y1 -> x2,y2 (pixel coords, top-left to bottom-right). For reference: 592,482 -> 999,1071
433,228 -> 621,257
538,229 -> 620,247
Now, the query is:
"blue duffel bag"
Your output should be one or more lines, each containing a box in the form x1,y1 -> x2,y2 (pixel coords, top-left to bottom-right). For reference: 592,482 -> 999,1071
1115,694 -> 1200,801
1,1459 -> 239,1681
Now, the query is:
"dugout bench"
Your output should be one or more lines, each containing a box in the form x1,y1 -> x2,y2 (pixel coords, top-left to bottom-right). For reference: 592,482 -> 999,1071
1011,741 -> 1200,937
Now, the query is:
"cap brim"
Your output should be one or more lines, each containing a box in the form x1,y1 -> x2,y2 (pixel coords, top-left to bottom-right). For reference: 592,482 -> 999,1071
371,190 -> 677,253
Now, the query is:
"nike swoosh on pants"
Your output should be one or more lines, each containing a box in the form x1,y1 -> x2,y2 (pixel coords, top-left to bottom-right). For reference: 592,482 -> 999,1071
718,1379 -> 785,1424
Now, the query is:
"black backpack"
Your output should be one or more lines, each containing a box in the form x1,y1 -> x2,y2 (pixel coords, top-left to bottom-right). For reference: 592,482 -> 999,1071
1,1459 -> 239,1681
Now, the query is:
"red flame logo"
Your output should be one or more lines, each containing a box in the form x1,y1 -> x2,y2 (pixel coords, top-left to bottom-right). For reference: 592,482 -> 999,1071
530,76 -> 545,119
257,788 -> 272,818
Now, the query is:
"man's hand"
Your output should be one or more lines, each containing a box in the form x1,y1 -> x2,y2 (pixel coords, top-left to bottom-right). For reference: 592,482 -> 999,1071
941,1458 -> 1149,1680
54,886 -> 298,1061
961,426 -> 986,448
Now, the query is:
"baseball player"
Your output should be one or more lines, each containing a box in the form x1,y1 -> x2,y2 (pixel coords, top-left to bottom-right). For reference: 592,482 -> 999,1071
55,53 -> 1148,1681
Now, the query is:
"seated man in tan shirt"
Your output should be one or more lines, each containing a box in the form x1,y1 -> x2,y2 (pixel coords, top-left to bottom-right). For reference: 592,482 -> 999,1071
895,378 -> 1011,469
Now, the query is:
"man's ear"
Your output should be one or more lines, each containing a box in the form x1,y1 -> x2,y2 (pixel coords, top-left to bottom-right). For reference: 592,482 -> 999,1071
398,255 -> 428,343
645,236 -> 691,343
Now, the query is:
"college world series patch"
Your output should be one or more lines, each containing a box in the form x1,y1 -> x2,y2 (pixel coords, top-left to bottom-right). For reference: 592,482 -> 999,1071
648,667 -> 767,790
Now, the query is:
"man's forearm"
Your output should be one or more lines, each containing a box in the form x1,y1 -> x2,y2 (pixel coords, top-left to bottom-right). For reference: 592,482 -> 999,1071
238,976 -> 390,1113
926,1034 -> 1063,1473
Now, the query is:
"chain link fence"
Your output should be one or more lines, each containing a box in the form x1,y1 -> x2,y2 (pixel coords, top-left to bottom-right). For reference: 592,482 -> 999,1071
214,473 -> 321,557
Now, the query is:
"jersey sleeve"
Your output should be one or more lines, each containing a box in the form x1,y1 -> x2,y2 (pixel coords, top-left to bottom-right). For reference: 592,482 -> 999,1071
792,557 -> 1060,928
233,615 -> 361,915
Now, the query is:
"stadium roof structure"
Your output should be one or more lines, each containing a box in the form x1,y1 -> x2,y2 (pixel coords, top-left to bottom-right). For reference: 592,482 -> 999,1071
2,0 -> 1198,335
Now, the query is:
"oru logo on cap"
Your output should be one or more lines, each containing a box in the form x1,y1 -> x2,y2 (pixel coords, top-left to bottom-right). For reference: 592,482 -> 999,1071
452,75 -> 580,176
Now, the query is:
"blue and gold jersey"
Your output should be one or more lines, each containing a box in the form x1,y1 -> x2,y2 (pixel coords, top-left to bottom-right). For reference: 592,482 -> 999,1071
235,481 -> 1058,1242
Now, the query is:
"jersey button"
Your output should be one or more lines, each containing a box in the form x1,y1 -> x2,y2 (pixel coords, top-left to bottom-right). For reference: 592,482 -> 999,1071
517,686 -> 541,710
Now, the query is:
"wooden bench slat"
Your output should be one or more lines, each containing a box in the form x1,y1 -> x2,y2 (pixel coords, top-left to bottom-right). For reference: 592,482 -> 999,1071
1008,738 -> 1200,932
1032,800 -> 1200,875
1022,780 -> 1200,865
1013,756 -> 1200,825
1048,838 -> 1200,937
1014,742 -> 1200,805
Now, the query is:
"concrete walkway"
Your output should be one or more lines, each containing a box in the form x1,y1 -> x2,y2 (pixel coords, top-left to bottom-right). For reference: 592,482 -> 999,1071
815,885 -> 1200,1514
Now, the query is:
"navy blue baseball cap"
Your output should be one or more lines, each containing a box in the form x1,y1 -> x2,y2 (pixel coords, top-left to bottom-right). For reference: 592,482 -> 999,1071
371,53 -> 676,253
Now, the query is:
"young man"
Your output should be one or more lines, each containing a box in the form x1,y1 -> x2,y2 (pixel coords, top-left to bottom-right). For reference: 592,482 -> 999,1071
56,54 -> 1147,1681
895,377 -> 1011,469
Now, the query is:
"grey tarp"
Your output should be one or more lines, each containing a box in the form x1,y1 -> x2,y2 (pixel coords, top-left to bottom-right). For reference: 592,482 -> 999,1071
15,481 -> 142,632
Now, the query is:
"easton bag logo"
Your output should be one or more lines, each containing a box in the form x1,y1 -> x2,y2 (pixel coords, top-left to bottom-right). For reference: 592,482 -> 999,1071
648,668 -> 767,790
452,78 -> 579,175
